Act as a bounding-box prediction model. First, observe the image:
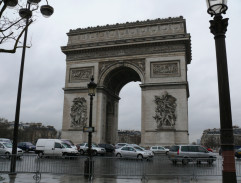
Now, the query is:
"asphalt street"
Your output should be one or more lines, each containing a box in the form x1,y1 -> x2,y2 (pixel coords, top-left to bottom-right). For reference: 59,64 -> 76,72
1,153 -> 241,182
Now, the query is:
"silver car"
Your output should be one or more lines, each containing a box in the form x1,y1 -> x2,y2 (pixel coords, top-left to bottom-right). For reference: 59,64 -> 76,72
128,144 -> 154,159
168,145 -> 216,165
78,143 -> 106,156
150,146 -> 169,155
0,142 -> 23,159
115,146 -> 150,159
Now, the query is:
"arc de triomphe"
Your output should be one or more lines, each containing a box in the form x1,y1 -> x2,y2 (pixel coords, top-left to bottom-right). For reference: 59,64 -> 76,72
61,16 -> 192,146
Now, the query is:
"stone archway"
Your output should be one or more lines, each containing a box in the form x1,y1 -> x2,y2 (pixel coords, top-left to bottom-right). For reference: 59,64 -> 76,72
99,63 -> 143,144
61,17 -> 192,146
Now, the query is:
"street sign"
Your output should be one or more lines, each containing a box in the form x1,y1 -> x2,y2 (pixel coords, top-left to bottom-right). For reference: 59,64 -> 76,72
83,127 -> 95,132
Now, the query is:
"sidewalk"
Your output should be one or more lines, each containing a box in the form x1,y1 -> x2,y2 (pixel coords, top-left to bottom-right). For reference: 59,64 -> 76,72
1,173 -> 241,183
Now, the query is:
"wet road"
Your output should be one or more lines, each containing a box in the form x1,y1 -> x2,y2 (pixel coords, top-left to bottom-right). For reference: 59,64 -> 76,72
0,153 -> 226,176
1,153 -> 241,182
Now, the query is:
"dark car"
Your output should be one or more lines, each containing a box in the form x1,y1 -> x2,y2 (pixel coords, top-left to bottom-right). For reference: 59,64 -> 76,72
98,144 -> 115,153
17,142 -> 36,152
235,148 -> 241,158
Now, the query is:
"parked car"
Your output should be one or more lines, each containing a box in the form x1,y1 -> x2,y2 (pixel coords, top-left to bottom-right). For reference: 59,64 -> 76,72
150,146 -> 169,155
98,144 -> 115,153
168,145 -> 216,165
0,142 -> 23,159
77,143 -> 106,156
0,138 -> 12,144
17,142 -> 36,152
115,146 -> 150,160
130,145 -> 154,159
115,143 -> 128,149
35,139 -> 79,157
61,139 -> 76,148
235,148 -> 241,158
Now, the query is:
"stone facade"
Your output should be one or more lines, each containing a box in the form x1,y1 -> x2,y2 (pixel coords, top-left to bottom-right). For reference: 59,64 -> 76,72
61,17 -> 192,146
0,121 -> 57,144
200,127 -> 241,149
117,130 -> 141,145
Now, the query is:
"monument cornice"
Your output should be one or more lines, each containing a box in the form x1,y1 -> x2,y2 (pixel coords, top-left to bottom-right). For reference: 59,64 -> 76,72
140,82 -> 188,88
63,86 -> 120,100
140,82 -> 190,98
67,16 -> 186,35
61,34 -> 190,51
62,38 -> 191,64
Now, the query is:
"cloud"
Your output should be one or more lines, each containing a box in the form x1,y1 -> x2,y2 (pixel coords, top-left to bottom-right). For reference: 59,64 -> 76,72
1,0 -> 240,144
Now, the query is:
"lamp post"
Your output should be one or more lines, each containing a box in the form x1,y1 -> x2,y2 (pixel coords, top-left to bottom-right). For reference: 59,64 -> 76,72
7,0 -> 54,174
206,0 -> 237,182
84,75 -> 97,179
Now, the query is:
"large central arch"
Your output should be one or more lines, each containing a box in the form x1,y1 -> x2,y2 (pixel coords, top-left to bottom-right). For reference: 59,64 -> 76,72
61,17 -> 192,146
99,63 -> 143,143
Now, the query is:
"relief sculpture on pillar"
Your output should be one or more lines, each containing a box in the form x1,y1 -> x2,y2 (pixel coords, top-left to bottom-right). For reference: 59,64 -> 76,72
70,97 -> 87,128
153,91 -> 177,128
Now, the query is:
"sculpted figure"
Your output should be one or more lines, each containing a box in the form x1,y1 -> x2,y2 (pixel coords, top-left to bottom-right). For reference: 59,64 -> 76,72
70,97 -> 87,128
153,91 -> 177,128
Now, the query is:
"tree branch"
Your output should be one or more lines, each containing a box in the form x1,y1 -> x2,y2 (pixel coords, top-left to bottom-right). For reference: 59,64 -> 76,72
0,1 -> 7,19
0,17 -> 24,32
0,19 -> 33,53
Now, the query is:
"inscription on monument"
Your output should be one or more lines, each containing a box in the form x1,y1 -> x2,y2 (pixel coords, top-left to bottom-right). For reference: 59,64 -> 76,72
151,61 -> 180,78
153,91 -> 177,128
69,67 -> 93,82
70,97 -> 87,129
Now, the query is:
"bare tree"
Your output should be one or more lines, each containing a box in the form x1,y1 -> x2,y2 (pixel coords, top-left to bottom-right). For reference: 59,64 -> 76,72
0,0 -> 35,53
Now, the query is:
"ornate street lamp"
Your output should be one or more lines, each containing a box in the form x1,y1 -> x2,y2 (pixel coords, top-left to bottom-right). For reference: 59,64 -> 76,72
206,0 -> 237,182
84,75 -> 97,179
7,0 -> 54,174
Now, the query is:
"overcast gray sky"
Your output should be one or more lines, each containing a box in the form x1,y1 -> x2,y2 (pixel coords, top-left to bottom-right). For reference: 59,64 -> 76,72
0,0 -> 240,143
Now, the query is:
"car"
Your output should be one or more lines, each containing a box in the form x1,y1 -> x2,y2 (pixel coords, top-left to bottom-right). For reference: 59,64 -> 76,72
35,139 -> 79,157
0,138 -> 12,144
115,146 -> 150,160
61,139 -> 76,148
168,145 -> 216,165
98,144 -> 115,153
115,143 -> 128,149
17,142 -> 36,152
0,142 -> 23,159
129,145 -> 154,159
77,143 -> 106,156
235,148 -> 241,158
150,146 -> 169,155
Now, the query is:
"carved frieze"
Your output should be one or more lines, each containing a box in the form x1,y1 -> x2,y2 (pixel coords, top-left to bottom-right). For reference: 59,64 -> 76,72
69,67 -> 93,83
151,61 -> 180,78
70,97 -> 87,129
66,44 -> 185,61
153,91 -> 177,128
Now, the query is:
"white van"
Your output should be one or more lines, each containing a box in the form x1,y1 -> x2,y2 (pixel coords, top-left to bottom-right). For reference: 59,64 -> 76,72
35,139 -> 78,157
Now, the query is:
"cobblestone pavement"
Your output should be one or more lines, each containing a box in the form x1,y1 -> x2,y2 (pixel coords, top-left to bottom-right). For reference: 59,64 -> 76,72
1,174 -> 241,183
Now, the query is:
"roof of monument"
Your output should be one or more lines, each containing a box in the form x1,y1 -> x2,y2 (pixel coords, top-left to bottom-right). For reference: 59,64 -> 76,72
68,16 -> 186,35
